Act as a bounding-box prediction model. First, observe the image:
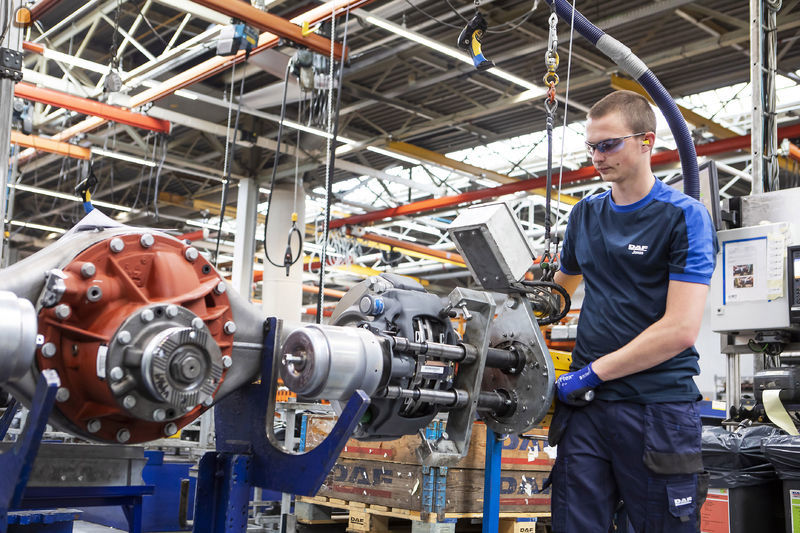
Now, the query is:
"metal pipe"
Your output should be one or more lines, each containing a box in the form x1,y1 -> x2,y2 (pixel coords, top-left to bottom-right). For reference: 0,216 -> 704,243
476,390 -> 514,417
380,386 -> 469,408
390,337 -> 522,370
329,122 -> 800,229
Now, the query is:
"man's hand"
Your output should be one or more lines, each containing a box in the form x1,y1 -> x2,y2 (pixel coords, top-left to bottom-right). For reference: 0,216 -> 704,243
555,363 -> 603,406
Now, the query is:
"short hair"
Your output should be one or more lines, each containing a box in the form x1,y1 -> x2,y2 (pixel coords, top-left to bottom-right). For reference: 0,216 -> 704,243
587,90 -> 656,134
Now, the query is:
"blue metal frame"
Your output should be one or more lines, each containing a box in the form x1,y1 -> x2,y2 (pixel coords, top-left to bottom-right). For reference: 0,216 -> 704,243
0,398 -> 19,440
482,429 -> 502,533
0,370 -> 60,533
194,318 -> 371,533
15,485 -> 154,533
194,454 -> 252,533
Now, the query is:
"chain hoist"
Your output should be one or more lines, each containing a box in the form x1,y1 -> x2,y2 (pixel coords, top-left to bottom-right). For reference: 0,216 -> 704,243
540,10 -> 559,282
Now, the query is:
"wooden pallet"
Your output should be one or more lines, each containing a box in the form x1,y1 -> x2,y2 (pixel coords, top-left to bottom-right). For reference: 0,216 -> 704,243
298,495 -> 550,532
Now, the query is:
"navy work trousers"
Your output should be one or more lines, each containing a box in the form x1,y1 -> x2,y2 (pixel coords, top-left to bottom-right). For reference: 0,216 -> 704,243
550,400 -> 708,533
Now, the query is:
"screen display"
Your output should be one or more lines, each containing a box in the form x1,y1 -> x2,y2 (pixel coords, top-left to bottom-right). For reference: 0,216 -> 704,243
795,256 -> 800,279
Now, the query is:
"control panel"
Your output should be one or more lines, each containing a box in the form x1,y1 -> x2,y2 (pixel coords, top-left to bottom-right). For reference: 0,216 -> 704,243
791,245 -> 800,324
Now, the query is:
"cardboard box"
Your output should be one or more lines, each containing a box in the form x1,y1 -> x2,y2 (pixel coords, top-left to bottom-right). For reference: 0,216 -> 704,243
304,416 -> 555,471
316,458 -> 551,515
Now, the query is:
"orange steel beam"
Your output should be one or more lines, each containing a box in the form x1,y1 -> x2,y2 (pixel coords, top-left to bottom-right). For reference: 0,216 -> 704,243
10,131 -> 91,160
17,0 -> 370,163
355,231 -> 465,266
15,83 -> 172,134
788,142 -> 800,164
301,284 -> 347,299
29,0 -> 62,21
191,0 -> 345,59
329,122 -> 800,229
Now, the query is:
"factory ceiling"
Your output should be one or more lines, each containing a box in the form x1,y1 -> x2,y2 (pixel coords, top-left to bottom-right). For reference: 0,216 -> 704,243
6,0 -> 800,294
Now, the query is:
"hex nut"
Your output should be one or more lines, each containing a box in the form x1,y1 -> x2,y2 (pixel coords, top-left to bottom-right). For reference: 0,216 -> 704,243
184,247 -> 198,262
140,233 -> 155,248
123,395 -> 137,409
153,408 -> 166,422
117,330 -> 132,345
109,366 -> 124,381
191,317 -> 205,330
55,387 -> 70,403
164,423 -> 178,437
221,355 -> 232,368
214,281 -> 226,295
165,305 -> 179,318
80,262 -> 96,279
86,419 -> 101,433
54,304 -> 71,320
203,397 -> 214,407
42,342 -> 57,358
141,309 -> 154,323
223,321 -> 237,335
116,428 -> 131,443
109,237 -> 125,253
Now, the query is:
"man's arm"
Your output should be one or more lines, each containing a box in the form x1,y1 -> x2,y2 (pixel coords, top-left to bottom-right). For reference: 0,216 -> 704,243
553,270 -> 582,309
590,279 -> 708,381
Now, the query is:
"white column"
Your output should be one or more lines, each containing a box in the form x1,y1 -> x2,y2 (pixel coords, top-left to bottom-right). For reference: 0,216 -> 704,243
261,183 -> 305,321
231,178 -> 258,300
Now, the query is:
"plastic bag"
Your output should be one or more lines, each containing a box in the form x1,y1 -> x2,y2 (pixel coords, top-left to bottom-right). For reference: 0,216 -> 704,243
764,434 -> 800,480
701,425 -> 784,488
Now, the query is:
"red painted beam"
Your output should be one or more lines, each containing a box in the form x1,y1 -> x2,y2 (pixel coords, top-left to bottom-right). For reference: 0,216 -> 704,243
15,83 -> 172,134
191,0 -> 346,60
29,0 -> 62,21
329,122 -> 800,229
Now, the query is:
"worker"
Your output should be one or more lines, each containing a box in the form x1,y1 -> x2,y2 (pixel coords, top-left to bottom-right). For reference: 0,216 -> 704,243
549,90 -> 717,532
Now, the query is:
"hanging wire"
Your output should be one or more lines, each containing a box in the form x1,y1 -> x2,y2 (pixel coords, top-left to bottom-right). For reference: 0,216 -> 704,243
553,0 -> 577,247
262,60 -> 302,274
404,0 -> 539,33
316,6 -> 351,323
214,61 -> 247,267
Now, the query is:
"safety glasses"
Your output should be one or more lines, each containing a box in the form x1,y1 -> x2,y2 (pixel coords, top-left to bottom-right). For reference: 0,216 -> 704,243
585,132 -> 648,156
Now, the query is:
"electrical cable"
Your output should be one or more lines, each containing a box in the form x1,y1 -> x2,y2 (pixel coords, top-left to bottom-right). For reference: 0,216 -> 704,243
262,61 -> 303,272
316,7 -> 351,324
518,280 -> 570,325
404,0 -> 538,34
0,0 -> 12,46
152,134 -> 167,220
214,61 -> 247,267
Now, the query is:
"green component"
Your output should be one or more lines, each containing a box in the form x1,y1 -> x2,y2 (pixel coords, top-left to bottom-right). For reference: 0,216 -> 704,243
360,410 -> 373,424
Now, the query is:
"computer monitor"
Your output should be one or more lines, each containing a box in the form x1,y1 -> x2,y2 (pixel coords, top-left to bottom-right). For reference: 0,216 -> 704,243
665,160 -> 722,231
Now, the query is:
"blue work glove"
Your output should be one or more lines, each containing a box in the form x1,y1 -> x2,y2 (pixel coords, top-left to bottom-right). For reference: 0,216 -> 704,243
555,363 -> 603,406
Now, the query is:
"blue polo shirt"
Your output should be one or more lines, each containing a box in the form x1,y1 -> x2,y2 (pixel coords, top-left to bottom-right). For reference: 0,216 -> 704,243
559,177 -> 718,403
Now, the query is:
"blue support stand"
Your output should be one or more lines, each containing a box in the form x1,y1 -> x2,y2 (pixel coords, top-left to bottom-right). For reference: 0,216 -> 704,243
193,318 -> 371,533
482,429 -> 503,533
0,399 -> 20,440
0,370 -> 60,533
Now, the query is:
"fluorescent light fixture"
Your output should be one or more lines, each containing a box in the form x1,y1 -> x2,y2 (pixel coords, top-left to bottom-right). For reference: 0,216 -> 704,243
366,146 -> 422,165
174,89 -> 199,100
91,147 -> 157,167
362,15 -> 546,95
5,219 -> 67,234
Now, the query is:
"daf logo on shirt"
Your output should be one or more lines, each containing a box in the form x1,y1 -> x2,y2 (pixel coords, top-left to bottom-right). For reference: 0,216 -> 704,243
627,244 -> 649,255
